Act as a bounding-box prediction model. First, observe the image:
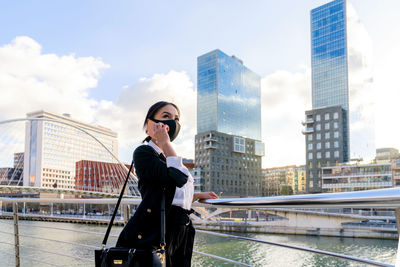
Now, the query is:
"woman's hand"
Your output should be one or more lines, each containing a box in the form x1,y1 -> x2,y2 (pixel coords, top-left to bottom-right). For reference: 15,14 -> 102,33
152,122 -> 170,146
193,192 -> 219,203
152,122 -> 177,157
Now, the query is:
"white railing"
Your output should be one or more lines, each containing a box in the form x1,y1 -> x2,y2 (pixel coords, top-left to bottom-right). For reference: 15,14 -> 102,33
1,187 -> 400,266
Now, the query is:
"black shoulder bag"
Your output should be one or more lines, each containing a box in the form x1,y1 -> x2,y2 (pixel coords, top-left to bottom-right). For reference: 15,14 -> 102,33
95,160 -> 166,267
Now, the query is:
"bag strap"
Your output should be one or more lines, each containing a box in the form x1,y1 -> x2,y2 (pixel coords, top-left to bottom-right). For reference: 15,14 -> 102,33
101,159 -> 134,249
159,188 -> 166,261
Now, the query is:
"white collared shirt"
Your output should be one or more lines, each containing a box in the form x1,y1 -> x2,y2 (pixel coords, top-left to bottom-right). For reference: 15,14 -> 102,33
148,140 -> 194,210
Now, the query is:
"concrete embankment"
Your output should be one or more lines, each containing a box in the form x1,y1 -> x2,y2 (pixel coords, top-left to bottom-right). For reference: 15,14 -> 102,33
1,213 -> 397,239
193,221 -> 398,240
0,213 -> 124,225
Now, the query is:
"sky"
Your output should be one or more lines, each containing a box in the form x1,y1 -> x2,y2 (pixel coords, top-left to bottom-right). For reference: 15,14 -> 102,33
0,0 -> 399,168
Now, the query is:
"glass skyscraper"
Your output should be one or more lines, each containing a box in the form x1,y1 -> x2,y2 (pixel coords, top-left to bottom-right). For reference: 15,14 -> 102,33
304,0 -> 350,193
197,49 -> 261,141
196,49 -> 263,197
311,0 -> 349,111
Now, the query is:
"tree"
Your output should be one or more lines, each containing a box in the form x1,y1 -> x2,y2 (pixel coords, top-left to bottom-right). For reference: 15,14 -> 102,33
280,185 -> 293,196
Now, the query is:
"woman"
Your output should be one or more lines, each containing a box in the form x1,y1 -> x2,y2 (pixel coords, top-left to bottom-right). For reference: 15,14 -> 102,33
116,101 -> 218,267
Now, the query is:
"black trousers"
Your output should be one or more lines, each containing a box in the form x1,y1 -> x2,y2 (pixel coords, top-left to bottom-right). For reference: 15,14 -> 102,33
166,205 -> 195,267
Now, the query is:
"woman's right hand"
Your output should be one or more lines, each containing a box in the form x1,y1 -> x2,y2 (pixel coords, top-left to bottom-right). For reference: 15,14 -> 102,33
153,122 -> 170,146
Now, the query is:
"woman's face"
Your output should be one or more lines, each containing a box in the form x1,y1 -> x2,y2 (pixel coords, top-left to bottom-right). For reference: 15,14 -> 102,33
146,104 -> 180,138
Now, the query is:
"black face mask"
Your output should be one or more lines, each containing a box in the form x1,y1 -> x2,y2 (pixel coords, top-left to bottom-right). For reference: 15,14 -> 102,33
150,118 -> 181,142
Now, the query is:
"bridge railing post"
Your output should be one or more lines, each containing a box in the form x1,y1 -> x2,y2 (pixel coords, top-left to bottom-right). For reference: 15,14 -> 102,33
13,202 -> 20,267
123,205 -> 130,224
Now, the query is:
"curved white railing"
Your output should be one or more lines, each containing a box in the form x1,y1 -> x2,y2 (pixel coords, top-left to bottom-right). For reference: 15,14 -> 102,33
1,187 -> 399,266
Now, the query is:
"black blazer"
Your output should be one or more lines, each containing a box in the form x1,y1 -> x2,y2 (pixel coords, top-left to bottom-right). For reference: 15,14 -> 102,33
116,144 -> 188,249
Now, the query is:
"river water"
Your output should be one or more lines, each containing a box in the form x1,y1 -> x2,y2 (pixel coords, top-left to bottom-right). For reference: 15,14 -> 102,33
0,219 -> 397,266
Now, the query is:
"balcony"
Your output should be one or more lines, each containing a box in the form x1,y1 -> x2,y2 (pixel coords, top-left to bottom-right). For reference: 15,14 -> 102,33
301,118 -> 314,125
204,136 -> 218,142
302,128 -> 314,134
204,142 -> 217,149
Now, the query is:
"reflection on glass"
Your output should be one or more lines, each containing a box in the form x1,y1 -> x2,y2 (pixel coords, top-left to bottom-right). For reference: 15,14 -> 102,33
197,49 -> 261,140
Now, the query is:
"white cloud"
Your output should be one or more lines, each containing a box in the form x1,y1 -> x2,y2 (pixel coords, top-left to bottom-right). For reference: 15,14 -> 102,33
94,71 -> 196,162
0,36 -> 109,123
347,3 -> 376,160
261,68 -> 311,168
0,36 -> 196,165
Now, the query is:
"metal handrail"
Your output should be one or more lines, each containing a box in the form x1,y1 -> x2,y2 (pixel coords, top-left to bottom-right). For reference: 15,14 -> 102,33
196,230 -> 394,267
1,187 -> 400,208
193,250 -> 252,266
0,250 -> 64,267
2,188 -> 400,266
14,232 -> 99,249
0,219 -> 251,266
203,187 -> 400,209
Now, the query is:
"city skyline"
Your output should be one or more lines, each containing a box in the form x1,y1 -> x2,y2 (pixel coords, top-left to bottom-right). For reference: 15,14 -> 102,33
0,1 -> 399,168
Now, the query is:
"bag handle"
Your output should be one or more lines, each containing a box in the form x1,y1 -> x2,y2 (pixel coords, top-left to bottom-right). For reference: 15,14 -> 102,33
100,159 -> 134,249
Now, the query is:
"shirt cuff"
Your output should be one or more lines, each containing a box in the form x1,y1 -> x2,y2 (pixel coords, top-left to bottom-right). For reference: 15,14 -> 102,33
166,156 -> 190,176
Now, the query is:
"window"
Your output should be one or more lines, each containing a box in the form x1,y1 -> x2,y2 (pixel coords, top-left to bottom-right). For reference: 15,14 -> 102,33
308,144 -> 313,150
316,124 -> 321,131
316,133 -> 321,140
317,143 -> 321,149
308,153 -> 313,160
334,131 -> 339,138
325,123 -> 330,130
334,122 -> 338,129
325,132 -> 330,139
334,141 -> 339,148
316,114 -> 321,121
317,152 -> 321,159
308,135 -> 313,141
325,113 -> 330,120
325,151 -> 330,158
233,137 -> 245,153
334,112 -> 339,119
325,142 -> 330,149
334,151 -> 340,158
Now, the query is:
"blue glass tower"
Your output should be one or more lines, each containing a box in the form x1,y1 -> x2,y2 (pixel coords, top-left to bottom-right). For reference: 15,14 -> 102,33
311,0 -> 349,111
197,49 -> 261,141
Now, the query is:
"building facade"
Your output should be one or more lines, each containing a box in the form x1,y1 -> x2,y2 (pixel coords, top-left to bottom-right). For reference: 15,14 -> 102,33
376,148 -> 400,161
322,162 -> 393,192
75,160 -> 130,194
303,106 -> 348,192
262,165 -> 305,196
392,160 -> 400,187
23,110 -> 118,190
0,152 -> 24,186
304,0 -> 350,193
195,131 -> 263,197
196,49 -> 263,197
197,49 -> 261,140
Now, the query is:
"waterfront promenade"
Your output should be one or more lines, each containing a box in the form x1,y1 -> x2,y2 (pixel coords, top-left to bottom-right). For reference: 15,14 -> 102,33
1,188 -> 400,266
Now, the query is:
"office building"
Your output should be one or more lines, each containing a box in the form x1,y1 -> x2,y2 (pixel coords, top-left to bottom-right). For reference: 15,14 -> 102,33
75,160 -> 130,194
303,106 -> 348,192
196,49 -> 263,197
304,0 -> 350,193
197,49 -> 261,140
23,110 -> 118,190
196,131 -> 263,197
376,148 -> 400,161
322,161 -> 392,192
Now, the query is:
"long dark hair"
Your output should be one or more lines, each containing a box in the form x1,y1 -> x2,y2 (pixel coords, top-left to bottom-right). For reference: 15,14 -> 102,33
142,101 -> 180,143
